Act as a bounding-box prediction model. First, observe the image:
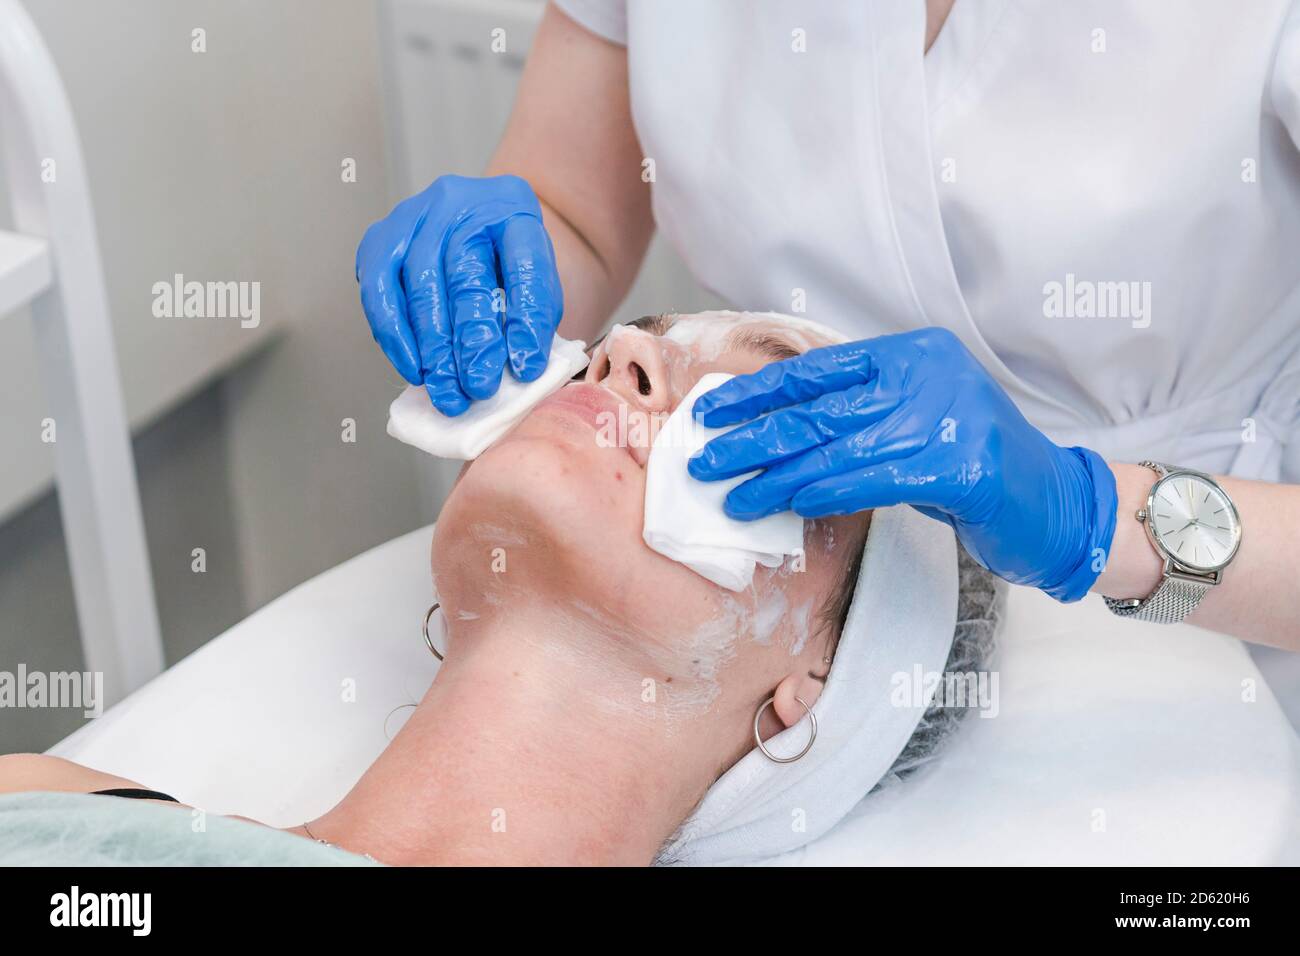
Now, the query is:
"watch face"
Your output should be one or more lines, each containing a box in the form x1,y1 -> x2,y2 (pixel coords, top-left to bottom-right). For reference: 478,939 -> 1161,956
1147,473 -> 1241,571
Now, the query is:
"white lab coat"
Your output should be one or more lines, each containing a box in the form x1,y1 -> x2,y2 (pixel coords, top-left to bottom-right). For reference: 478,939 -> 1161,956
555,0 -> 1300,483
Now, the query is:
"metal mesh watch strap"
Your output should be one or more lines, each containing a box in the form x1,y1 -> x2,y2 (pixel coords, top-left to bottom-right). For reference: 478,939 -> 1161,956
1103,460 -> 1222,625
1103,577 -> 1214,624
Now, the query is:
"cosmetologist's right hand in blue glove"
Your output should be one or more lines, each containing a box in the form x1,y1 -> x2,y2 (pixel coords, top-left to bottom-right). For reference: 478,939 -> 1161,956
688,327 -> 1118,603
355,174 -> 563,416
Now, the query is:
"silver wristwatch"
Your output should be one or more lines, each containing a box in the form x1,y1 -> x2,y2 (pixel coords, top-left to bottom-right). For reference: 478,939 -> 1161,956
1102,461 -> 1242,624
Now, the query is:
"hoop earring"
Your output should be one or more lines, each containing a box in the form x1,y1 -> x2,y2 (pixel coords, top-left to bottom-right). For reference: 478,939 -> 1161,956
422,603 -> 444,661
753,695 -> 817,764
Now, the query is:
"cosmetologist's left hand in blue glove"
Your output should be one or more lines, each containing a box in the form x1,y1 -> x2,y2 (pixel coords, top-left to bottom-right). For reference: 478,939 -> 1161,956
688,327 -> 1118,602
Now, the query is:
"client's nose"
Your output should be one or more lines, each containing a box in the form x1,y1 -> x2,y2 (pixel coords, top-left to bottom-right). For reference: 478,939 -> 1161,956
590,326 -> 673,414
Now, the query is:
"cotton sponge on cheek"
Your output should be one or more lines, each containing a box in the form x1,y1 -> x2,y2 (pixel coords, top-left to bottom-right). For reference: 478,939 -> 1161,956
642,372 -> 805,591
386,337 -> 591,460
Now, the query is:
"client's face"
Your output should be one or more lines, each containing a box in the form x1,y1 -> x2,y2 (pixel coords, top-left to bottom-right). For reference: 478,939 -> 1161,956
431,311 -> 868,746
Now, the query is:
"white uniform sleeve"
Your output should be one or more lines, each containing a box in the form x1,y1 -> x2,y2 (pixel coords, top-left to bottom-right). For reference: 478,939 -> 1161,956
1269,0 -> 1300,148
551,0 -> 627,46
1235,354 -> 1300,483
1264,5 -> 1300,482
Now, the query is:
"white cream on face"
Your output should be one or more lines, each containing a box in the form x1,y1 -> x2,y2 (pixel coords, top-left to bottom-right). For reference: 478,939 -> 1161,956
751,589 -> 789,645
601,320 -> 635,351
543,593 -> 746,727
786,601 -> 813,656
659,309 -> 847,360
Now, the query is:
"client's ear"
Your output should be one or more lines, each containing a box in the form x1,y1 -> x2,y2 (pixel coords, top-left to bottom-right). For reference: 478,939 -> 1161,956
770,670 -> 826,729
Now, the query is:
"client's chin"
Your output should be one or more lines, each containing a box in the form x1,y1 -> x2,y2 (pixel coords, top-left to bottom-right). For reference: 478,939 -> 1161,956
432,428 -> 648,621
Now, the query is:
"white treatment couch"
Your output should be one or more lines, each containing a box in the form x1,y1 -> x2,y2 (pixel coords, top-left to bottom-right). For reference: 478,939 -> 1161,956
49,524 -> 1300,865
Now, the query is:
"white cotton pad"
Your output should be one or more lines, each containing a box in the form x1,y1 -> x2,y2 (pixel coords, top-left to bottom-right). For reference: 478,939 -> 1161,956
386,337 -> 591,460
643,372 -> 805,591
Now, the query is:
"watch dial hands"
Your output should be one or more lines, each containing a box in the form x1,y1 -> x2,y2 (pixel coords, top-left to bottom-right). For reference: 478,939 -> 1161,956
1154,476 -> 1237,569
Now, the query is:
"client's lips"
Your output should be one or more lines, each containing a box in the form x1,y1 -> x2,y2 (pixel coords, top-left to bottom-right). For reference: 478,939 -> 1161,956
539,383 -> 648,467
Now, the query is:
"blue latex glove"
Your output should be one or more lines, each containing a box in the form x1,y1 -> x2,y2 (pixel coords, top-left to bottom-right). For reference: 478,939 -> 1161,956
688,327 -> 1118,602
355,174 -> 563,416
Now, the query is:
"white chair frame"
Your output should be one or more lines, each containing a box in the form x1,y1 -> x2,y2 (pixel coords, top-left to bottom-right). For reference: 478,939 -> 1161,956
0,0 -> 163,705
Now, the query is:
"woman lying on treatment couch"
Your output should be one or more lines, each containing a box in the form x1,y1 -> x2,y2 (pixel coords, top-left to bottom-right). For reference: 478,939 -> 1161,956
0,311 -> 999,866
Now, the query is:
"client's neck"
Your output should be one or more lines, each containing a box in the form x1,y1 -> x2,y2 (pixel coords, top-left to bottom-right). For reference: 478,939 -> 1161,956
306,605 -> 718,866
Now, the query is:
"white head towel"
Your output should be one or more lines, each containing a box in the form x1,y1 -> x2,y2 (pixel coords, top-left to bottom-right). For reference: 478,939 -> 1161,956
642,373 -> 805,591
386,337 -> 591,460
661,503 -> 959,865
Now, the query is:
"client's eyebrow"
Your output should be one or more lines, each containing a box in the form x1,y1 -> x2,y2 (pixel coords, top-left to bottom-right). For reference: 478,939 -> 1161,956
631,313 -> 677,336
725,326 -> 801,361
